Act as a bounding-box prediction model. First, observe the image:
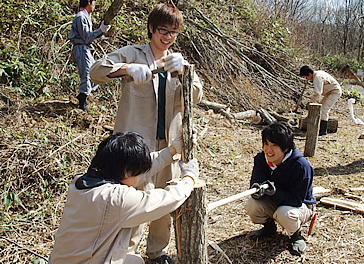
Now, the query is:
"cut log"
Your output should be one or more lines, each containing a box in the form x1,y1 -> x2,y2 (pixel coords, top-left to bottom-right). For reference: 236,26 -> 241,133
320,197 -> 364,213
299,117 -> 338,133
251,115 -> 263,125
257,108 -> 276,124
267,109 -> 290,122
219,108 -> 234,121
304,103 -> 321,157
232,110 -> 256,120
198,100 -> 227,112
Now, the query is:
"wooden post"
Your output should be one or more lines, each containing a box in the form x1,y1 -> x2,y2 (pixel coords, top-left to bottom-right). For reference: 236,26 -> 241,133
174,64 -> 208,264
181,65 -> 194,163
304,103 -> 321,157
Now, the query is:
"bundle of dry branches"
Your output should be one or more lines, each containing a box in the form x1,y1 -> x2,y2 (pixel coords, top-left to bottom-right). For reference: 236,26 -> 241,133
175,8 -> 303,112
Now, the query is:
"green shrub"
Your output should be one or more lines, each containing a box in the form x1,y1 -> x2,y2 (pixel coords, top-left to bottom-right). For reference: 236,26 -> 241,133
322,55 -> 364,72
342,86 -> 363,101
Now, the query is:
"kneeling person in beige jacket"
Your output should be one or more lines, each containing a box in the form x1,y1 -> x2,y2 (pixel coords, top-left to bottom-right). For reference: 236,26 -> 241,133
49,131 -> 199,264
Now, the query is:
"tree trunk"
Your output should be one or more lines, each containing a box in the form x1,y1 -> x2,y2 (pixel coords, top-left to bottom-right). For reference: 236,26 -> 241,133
174,64 -> 208,264
304,103 -> 321,157
103,0 -> 124,25
181,65 -> 194,162
175,180 -> 208,263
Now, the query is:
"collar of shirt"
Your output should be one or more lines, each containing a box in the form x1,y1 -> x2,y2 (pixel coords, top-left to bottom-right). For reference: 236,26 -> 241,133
265,149 -> 293,170
80,7 -> 91,17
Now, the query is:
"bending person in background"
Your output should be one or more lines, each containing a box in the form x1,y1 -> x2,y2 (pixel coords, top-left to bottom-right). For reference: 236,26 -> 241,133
246,122 -> 316,256
299,65 -> 342,135
90,3 -> 203,263
49,131 -> 199,264
69,0 -> 110,111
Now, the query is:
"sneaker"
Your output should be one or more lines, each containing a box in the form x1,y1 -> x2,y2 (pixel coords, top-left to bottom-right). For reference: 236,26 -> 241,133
290,230 -> 307,256
250,218 -> 277,240
150,255 -> 174,264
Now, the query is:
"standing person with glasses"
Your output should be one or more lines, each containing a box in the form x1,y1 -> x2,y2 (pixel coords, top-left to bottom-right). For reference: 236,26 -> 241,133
69,0 -> 110,111
90,3 -> 203,263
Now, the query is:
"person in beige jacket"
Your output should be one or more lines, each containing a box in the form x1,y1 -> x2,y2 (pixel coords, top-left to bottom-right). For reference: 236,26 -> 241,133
49,131 -> 199,264
90,3 -> 203,263
299,65 -> 342,135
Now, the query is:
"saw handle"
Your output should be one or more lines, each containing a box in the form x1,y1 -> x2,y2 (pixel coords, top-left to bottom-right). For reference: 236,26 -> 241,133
125,67 -> 178,82
294,80 -> 308,112
308,210 -> 317,236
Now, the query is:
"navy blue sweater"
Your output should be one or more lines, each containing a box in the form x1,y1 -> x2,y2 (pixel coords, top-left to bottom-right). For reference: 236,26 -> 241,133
250,148 -> 316,207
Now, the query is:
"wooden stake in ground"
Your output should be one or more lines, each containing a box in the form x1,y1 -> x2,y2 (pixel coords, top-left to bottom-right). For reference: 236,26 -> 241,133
174,65 -> 208,264
304,103 -> 321,157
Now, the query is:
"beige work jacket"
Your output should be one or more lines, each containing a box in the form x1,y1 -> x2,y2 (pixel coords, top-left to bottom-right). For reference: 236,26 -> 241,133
49,148 -> 194,263
90,44 -> 203,151
311,70 -> 342,102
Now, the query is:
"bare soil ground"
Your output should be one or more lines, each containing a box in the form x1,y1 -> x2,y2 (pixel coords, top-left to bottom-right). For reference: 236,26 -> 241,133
0,89 -> 363,263
194,96 -> 364,264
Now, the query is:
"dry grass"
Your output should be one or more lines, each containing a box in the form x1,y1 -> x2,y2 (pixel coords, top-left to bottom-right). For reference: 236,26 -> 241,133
0,89 -> 363,263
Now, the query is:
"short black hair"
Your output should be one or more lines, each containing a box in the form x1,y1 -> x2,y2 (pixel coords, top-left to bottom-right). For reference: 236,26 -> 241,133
300,65 -> 314,77
262,122 -> 294,153
79,0 -> 93,8
147,3 -> 183,40
89,132 -> 152,182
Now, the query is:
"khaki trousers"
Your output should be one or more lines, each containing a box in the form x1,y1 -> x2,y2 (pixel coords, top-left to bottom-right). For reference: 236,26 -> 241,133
320,90 -> 341,121
129,139 -> 175,259
126,253 -> 145,264
246,197 -> 313,236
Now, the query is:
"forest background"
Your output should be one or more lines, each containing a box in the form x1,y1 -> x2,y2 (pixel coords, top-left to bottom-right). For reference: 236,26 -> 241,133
0,0 -> 363,263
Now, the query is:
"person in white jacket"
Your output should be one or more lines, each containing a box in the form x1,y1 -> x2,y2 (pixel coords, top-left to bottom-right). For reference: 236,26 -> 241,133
299,65 -> 342,135
49,131 -> 199,264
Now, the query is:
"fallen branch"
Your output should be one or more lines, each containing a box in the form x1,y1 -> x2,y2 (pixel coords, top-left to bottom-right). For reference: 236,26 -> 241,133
232,110 -> 256,120
0,236 -> 48,261
199,100 -> 227,112
209,241 -> 233,264
257,108 -> 276,125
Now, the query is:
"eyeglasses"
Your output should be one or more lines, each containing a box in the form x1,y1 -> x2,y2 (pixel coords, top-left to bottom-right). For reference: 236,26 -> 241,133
157,28 -> 179,37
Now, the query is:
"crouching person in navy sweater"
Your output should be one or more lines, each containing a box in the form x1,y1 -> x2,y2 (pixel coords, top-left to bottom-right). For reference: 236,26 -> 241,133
49,131 -> 199,264
246,122 -> 316,256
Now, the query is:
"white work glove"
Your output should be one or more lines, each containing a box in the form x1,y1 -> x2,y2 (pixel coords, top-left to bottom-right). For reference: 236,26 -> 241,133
162,53 -> 184,74
179,158 -> 199,184
171,135 -> 183,154
100,21 -> 111,33
126,64 -> 153,84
